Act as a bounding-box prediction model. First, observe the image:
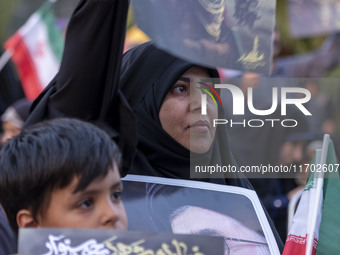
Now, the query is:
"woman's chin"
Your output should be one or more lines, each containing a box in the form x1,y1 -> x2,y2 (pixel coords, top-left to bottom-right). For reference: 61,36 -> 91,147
189,141 -> 213,154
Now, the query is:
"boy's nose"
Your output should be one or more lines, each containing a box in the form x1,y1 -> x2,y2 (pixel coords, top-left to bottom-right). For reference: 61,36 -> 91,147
100,200 -> 119,229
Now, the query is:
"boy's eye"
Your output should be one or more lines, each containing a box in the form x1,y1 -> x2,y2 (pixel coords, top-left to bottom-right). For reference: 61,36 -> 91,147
78,199 -> 93,209
111,191 -> 122,202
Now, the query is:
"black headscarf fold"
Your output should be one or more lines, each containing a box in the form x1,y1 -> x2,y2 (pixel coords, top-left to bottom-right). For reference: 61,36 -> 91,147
120,42 -> 252,188
24,0 -> 135,174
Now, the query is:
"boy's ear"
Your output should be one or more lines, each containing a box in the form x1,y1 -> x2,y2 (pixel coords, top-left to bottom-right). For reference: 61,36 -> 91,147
17,209 -> 39,228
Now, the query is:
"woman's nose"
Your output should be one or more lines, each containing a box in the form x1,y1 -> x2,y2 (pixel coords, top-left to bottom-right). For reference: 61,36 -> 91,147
190,87 -> 202,113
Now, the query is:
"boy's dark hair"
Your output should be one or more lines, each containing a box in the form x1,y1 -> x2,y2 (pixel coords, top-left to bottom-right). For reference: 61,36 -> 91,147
0,118 -> 121,232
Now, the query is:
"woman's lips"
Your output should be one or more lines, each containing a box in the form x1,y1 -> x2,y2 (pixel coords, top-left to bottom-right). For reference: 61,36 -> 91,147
189,120 -> 210,132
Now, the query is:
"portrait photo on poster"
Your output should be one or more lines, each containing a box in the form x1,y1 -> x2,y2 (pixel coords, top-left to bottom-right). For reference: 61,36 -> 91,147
122,175 -> 280,255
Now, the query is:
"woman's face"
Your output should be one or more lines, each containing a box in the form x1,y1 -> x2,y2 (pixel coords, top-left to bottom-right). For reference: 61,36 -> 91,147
159,66 -> 218,153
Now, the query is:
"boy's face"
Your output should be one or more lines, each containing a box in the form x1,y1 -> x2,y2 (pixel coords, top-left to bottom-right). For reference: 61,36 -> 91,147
37,165 -> 128,230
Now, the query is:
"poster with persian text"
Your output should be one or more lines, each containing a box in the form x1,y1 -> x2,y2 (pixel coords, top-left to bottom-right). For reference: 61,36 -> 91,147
18,228 -> 223,255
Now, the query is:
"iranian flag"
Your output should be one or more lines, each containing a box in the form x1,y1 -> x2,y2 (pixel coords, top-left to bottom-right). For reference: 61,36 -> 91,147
4,0 -> 63,100
283,135 -> 340,254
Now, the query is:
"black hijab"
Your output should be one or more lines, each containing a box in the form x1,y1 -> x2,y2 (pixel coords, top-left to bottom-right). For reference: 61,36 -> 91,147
120,42 -> 251,188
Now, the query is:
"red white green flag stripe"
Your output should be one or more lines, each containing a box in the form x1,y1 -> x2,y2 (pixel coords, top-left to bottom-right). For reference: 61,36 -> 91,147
4,1 -> 63,100
283,135 -> 340,254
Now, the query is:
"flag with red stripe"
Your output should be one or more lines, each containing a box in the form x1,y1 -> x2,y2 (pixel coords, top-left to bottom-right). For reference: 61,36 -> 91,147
4,1 -> 63,100
283,135 -> 340,254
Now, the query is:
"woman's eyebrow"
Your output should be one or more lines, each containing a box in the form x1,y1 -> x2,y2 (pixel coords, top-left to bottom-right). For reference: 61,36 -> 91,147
177,77 -> 191,83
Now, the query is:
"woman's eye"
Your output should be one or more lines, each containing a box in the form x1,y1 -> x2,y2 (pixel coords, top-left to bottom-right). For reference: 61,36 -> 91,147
174,86 -> 186,93
111,191 -> 122,202
78,199 -> 93,209
171,84 -> 190,95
